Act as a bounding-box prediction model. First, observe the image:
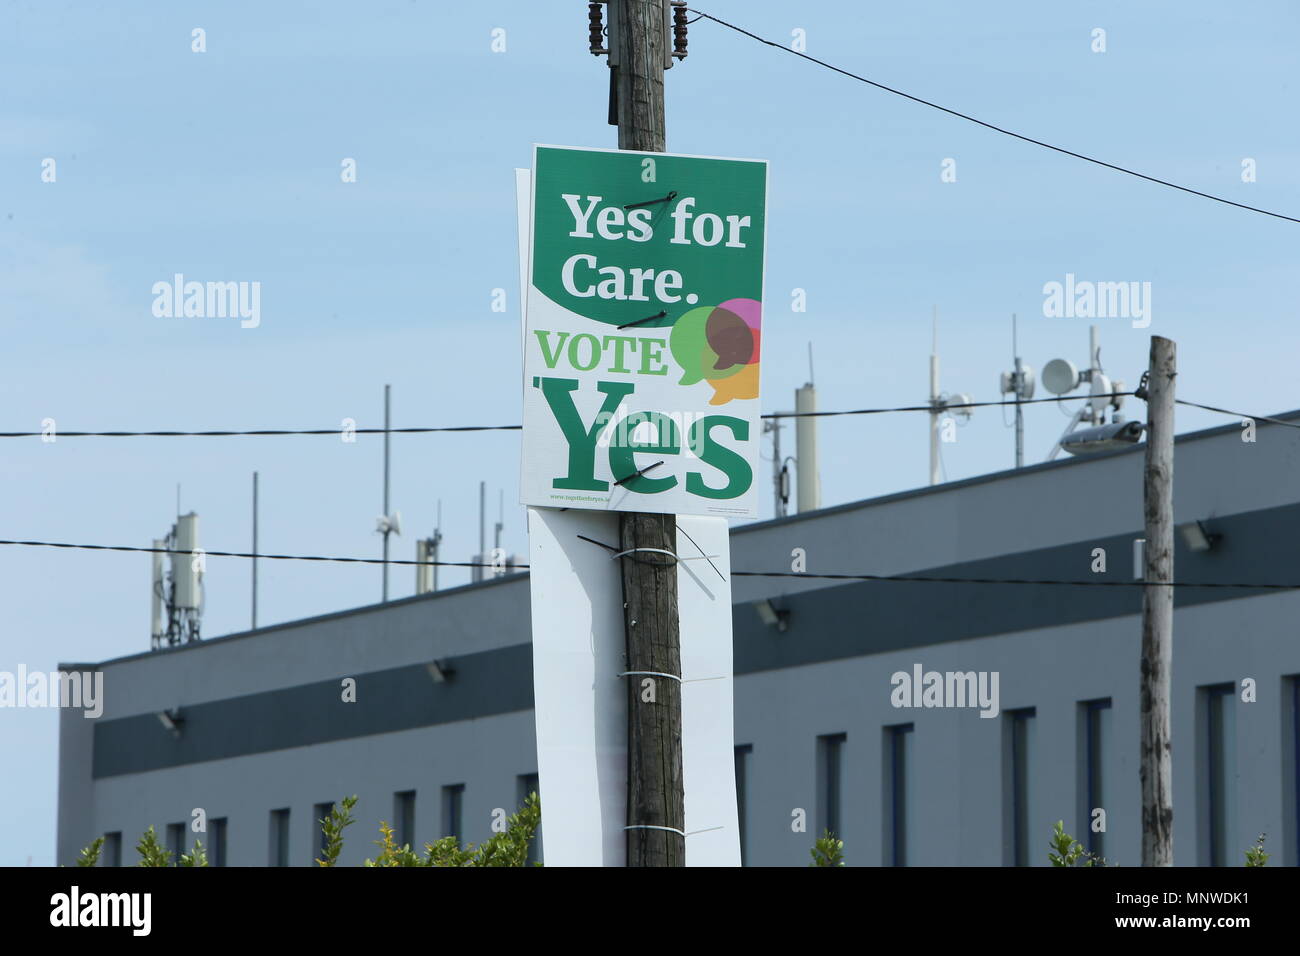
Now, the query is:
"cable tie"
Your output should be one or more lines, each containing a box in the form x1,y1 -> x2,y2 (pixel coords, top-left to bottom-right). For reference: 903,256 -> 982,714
611,546 -> 678,564
617,311 -> 669,330
623,824 -> 686,837
613,460 -> 665,485
623,190 -> 677,210
622,824 -> 724,837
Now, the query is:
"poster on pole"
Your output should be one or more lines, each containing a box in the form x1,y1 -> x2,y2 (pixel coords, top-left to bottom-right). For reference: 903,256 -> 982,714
521,145 -> 768,519
526,506 -> 740,866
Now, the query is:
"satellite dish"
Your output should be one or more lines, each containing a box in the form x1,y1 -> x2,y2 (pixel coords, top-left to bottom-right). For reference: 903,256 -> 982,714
1041,358 -> 1079,396
1020,365 -> 1036,400
946,392 -> 974,422
1089,373 -> 1113,417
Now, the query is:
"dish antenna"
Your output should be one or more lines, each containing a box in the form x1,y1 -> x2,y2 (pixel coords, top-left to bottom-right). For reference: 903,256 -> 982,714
1041,358 -> 1079,396
376,511 -> 402,537
1044,326 -> 1131,459
928,308 -> 975,486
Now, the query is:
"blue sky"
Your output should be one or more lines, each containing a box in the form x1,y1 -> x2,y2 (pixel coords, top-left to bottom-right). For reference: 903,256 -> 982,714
1,1 -> 1297,864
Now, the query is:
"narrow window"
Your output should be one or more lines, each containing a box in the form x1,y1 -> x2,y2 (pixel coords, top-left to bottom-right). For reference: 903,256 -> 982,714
735,745 -> 753,866
210,817 -> 227,867
883,724 -> 914,866
165,822 -> 185,865
517,773 -> 542,865
1203,684 -> 1237,866
1080,699 -> 1113,859
394,791 -> 416,849
816,733 -> 847,839
102,832 -> 122,867
269,808 -> 290,867
1004,708 -> 1037,866
442,784 -> 465,842
313,802 -> 335,863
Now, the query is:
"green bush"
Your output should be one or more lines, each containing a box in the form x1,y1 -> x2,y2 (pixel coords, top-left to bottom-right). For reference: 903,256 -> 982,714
809,829 -> 844,867
363,793 -> 541,867
79,793 -> 542,868
1244,834 -> 1268,867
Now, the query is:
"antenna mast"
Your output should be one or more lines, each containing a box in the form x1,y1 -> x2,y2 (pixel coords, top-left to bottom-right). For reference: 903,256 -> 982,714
930,308 -> 940,486
415,500 -> 443,596
999,315 -> 1036,469
794,343 -> 819,513
153,512 -> 202,649
382,384 -> 391,601
928,308 -> 975,485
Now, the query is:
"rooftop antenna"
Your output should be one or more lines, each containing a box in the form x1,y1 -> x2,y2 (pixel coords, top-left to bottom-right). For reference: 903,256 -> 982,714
928,307 -> 975,486
472,480 -> 487,583
795,342 -> 819,513
153,511 -> 202,649
999,315 -> 1036,469
494,489 -> 504,570
1042,325 -> 1130,459
762,415 -> 790,519
376,384 -> 401,601
415,500 -> 443,596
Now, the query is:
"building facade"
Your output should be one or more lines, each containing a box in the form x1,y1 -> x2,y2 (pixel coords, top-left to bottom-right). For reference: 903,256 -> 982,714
58,414 -> 1300,866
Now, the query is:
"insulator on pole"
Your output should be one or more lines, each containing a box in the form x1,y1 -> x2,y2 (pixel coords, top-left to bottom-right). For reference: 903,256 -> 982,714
589,2 -> 608,55
671,2 -> 689,59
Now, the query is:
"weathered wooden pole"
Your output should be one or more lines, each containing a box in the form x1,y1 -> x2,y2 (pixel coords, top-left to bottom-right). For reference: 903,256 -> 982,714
1140,335 -> 1176,866
610,0 -> 684,867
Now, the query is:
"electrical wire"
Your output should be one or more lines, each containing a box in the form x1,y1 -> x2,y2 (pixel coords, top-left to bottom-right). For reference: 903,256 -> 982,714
0,424 -> 522,438
0,539 -> 499,569
1175,399 -> 1300,430
686,8 -> 1300,226
1,537 -> 1297,590
0,393 -> 1135,438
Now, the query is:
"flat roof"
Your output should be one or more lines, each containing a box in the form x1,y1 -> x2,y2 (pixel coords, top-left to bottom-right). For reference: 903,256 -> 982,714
74,407 -> 1300,670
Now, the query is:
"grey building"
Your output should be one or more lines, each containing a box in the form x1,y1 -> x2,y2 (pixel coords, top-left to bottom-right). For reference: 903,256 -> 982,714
58,412 -> 1300,866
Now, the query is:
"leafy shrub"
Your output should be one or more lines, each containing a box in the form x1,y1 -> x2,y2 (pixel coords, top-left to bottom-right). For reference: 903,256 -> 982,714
809,829 -> 844,867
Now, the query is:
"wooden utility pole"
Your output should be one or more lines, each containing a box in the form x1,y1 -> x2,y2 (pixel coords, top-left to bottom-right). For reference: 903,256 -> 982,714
610,0 -> 684,867
1139,335 -> 1176,866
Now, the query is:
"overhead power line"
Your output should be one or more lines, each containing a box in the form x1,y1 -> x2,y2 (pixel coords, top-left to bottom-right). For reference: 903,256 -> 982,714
687,8 -> 1300,226
0,393 -> 1134,439
1,537 -> 1297,590
6,394 -> 1298,438
0,539 -> 496,569
0,424 -> 522,438
1175,399 -> 1300,430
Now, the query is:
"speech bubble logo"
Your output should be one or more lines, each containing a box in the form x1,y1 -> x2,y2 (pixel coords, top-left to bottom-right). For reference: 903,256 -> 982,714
669,298 -> 762,403
706,307 -> 754,371
708,362 -> 760,405
670,306 -> 719,386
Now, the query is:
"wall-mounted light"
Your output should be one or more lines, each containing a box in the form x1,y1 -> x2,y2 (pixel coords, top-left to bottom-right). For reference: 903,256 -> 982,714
426,659 -> 456,684
156,708 -> 184,738
753,599 -> 790,633
1178,520 -> 1220,553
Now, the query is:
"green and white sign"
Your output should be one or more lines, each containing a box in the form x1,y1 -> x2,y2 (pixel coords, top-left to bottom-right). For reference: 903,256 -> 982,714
521,144 -> 768,518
